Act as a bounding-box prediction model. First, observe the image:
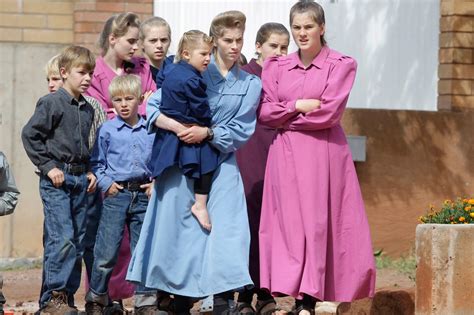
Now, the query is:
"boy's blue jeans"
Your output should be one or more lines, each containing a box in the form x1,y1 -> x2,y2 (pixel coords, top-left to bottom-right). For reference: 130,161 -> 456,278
39,173 -> 88,307
86,189 -> 156,307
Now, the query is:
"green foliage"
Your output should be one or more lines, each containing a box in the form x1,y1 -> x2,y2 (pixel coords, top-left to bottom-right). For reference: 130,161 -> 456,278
419,198 -> 474,224
375,250 -> 416,281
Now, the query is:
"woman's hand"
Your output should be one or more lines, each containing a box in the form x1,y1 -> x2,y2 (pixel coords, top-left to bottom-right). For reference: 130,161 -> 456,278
178,126 -> 208,144
295,99 -> 321,114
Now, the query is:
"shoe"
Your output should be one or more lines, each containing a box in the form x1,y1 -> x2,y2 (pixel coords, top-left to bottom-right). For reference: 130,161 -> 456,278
85,301 -> 104,315
134,305 -> 160,315
40,291 -> 78,315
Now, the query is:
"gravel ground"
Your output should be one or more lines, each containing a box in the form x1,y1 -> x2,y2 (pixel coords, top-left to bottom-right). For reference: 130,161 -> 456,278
0,267 -> 414,314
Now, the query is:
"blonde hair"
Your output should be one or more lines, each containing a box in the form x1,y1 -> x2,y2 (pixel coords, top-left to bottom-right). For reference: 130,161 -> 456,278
290,0 -> 326,46
58,46 -> 95,74
108,74 -> 142,100
98,12 -> 141,56
45,54 -> 60,76
139,16 -> 171,42
209,10 -> 246,39
174,30 -> 213,63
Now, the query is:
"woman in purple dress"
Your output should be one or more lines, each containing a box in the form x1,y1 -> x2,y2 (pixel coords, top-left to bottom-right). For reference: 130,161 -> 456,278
235,23 -> 290,314
259,1 -> 376,314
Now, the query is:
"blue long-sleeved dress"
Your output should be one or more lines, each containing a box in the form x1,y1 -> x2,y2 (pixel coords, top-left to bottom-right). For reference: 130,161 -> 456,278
126,56 -> 262,297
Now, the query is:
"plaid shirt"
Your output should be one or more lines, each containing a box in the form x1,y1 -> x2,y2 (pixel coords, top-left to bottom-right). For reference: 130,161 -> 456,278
85,96 -> 107,150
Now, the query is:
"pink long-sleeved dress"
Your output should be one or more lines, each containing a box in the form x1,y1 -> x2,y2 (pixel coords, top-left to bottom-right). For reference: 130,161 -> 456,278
86,56 -> 156,119
258,46 -> 376,302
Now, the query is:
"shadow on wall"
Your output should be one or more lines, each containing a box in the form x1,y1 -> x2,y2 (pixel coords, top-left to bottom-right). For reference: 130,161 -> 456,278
343,109 -> 474,256
324,0 -> 439,110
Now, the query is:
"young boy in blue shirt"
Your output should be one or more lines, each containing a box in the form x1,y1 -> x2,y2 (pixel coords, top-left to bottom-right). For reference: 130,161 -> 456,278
22,46 -> 97,315
86,74 -> 156,315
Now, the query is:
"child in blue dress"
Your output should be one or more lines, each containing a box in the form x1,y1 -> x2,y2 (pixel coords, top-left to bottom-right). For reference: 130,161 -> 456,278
150,30 -> 217,231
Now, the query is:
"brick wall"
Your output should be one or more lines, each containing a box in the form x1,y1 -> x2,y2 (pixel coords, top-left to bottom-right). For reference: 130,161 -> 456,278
438,1 -> 474,111
74,0 -> 153,54
0,0 -> 153,50
0,0 -> 74,44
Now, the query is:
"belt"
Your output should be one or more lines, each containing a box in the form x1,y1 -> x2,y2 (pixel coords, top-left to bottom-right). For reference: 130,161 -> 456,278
61,162 -> 88,175
116,180 -> 151,192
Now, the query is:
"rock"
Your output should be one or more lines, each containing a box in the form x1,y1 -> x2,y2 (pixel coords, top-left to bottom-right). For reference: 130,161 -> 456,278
336,289 -> 414,315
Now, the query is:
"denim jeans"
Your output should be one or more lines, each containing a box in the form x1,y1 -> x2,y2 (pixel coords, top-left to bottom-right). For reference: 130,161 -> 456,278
39,173 -> 88,307
83,189 -> 103,280
86,189 -> 156,307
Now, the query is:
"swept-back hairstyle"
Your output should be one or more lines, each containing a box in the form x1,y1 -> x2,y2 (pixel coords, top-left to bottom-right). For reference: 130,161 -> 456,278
139,16 -> 171,41
174,30 -> 213,63
98,12 -> 141,56
255,22 -> 290,56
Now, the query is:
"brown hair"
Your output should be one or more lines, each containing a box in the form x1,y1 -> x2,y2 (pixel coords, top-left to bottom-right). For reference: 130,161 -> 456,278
98,12 -> 140,56
209,10 -> 246,39
139,16 -> 171,42
175,30 -> 213,63
290,0 -> 326,46
255,22 -> 290,56
58,46 -> 95,74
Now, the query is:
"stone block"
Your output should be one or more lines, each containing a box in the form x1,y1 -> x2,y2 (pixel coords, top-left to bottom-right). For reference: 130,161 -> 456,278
440,16 -> 473,32
0,27 -> 22,42
416,224 -> 474,315
0,13 -> 46,28
23,29 -> 73,44
47,15 -> 73,30
23,0 -> 73,14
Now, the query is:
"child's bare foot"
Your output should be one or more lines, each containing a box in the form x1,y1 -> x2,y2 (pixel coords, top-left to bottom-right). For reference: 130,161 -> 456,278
191,202 -> 211,231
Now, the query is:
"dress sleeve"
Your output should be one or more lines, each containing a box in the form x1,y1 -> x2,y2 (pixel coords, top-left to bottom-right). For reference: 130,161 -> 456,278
90,126 -> 113,193
21,99 -> 60,175
258,57 -> 300,128
85,74 -> 109,114
210,77 -> 262,153
146,89 -> 162,133
285,56 -> 357,131
0,153 -> 20,216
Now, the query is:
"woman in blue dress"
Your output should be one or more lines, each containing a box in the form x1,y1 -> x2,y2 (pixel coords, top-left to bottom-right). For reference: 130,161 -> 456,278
127,10 -> 262,314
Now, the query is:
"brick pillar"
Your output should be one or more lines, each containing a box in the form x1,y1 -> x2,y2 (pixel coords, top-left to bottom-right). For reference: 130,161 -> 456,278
74,0 -> 154,54
438,1 -> 474,111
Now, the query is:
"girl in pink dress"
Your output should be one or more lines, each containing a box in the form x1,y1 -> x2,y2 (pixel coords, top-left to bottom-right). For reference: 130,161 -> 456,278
85,12 -> 156,306
86,12 -> 156,119
258,1 -> 376,313
235,22 -> 290,314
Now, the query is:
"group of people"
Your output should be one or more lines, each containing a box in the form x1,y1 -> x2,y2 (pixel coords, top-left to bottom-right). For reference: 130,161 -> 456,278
17,0 -> 376,314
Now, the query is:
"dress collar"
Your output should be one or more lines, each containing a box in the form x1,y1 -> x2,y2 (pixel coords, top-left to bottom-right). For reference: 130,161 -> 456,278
288,45 -> 330,70
207,55 -> 239,88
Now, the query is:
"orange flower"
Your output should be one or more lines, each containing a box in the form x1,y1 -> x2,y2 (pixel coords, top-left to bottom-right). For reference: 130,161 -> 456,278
469,199 -> 474,205
459,216 -> 465,222
464,206 -> 471,212
463,199 -> 469,203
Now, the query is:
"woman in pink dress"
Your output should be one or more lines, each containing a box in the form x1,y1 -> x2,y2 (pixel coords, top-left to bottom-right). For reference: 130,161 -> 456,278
85,12 -> 156,306
86,12 -> 156,119
235,22 -> 290,314
258,1 -> 376,313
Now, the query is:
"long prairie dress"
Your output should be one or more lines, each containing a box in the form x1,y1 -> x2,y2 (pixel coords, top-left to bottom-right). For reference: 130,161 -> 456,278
126,57 -> 262,297
258,46 -> 376,302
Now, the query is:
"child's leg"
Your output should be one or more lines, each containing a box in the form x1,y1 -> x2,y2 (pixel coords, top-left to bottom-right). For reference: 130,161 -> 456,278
38,174 -> 86,308
127,189 -> 158,310
85,190 -> 129,307
64,173 -> 90,306
82,189 -> 103,280
191,172 -> 214,231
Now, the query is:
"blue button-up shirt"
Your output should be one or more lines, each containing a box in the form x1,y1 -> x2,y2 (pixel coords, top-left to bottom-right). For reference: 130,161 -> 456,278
91,116 -> 154,192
